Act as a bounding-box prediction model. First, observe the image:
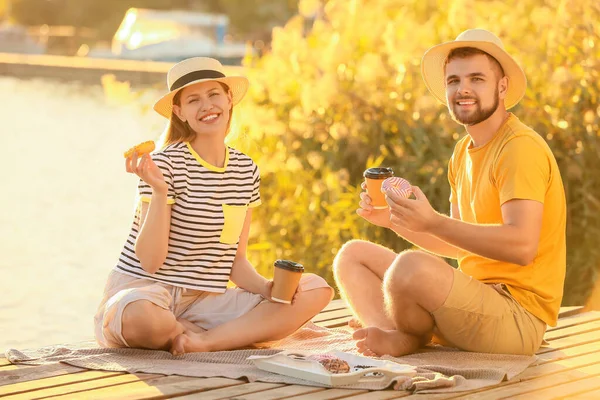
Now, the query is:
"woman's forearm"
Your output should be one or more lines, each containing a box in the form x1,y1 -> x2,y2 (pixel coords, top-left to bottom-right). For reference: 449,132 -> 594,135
135,192 -> 172,274
230,257 -> 269,296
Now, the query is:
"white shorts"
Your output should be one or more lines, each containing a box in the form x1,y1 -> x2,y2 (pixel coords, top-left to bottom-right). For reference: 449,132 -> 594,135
94,270 -> 330,348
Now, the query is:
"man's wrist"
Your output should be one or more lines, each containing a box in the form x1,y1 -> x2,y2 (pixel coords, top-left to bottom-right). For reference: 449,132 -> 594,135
427,212 -> 447,236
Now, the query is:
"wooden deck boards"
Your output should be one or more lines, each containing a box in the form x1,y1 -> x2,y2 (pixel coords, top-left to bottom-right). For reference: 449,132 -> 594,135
1,300 -> 598,399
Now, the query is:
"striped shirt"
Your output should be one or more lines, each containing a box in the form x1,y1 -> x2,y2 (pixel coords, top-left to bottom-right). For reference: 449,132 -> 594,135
114,142 -> 261,292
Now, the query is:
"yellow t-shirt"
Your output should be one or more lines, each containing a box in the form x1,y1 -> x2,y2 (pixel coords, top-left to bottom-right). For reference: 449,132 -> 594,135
448,113 -> 566,326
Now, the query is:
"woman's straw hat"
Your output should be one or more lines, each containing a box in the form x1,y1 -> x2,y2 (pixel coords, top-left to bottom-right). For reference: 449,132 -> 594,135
153,57 -> 249,118
421,29 -> 527,110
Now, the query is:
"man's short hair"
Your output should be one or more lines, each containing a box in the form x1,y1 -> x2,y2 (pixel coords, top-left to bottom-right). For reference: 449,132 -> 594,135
443,47 -> 505,79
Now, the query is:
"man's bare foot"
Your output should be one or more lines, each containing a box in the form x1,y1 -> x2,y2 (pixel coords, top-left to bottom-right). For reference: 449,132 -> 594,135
353,327 -> 421,357
170,331 -> 211,356
177,318 -> 206,334
348,318 -> 363,330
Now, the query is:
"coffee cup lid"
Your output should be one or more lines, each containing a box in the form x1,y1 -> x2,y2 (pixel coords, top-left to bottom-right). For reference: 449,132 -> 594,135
363,167 -> 394,179
274,259 -> 304,272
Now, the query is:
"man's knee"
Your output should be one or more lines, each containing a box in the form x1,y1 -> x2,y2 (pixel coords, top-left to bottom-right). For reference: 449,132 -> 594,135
333,239 -> 371,278
384,251 -> 437,293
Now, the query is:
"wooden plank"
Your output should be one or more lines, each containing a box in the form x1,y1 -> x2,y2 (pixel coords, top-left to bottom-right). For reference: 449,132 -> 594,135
280,388 -> 368,399
537,330 -> 600,356
544,319 -> 600,342
564,387 -> 600,399
313,309 -> 354,324
507,373 -> 600,400
1,371 -> 156,400
333,390 -> 408,399
46,376 -> 243,400
315,317 -> 353,329
0,363 -> 85,387
546,312 -> 600,333
321,299 -> 349,313
0,370 -> 127,398
223,384 -> 326,399
0,360 -> 11,368
514,352 -> 600,381
559,306 -> 586,318
174,382 -> 285,399
535,340 -> 600,363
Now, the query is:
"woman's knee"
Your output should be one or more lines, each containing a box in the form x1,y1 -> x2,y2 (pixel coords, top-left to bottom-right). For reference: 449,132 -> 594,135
121,300 -> 174,346
299,273 -> 334,309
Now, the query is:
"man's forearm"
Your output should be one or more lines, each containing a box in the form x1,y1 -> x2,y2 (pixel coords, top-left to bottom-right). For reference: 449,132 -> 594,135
390,223 -> 460,259
429,214 -> 533,265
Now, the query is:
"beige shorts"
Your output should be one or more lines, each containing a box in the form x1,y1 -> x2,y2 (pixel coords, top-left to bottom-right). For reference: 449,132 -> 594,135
431,268 -> 547,355
94,270 -> 330,348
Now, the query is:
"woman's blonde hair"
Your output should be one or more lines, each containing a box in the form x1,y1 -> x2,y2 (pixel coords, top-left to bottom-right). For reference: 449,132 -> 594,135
162,82 -> 233,147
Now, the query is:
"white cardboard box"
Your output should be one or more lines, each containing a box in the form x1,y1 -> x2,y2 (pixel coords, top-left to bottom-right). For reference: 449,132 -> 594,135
248,350 -> 416,387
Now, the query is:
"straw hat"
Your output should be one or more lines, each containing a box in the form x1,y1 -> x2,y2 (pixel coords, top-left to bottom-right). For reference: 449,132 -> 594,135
153,57 -> 249,119
421,29 -> 527,110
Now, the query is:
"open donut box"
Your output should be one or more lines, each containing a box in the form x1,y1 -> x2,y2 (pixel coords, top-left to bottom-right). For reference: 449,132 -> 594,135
248,350 -> 416,387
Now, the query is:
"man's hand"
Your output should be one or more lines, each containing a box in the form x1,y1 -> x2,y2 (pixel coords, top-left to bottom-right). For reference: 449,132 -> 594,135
356,182 -> 392,228
387,186 -> 440,233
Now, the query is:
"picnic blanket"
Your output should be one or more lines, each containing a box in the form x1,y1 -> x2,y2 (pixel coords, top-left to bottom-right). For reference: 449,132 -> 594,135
5,322 -> 536,393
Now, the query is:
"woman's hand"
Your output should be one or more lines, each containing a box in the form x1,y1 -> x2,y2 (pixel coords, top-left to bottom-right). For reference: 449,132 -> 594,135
126,152 -> 168,195
262,280 -> 300,304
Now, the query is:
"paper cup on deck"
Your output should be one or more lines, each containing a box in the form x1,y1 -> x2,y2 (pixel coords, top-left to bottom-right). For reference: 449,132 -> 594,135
271,260 -> 304,304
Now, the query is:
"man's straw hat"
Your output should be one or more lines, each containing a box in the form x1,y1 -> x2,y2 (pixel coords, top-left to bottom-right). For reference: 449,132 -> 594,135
153,57 -> 249,118
421,29 -> 527,110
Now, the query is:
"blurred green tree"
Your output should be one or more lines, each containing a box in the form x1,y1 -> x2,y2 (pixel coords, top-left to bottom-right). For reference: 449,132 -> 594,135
230,0 -> 600,306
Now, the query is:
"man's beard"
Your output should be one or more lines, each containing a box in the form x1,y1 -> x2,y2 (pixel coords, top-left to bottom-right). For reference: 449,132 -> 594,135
450,88 -> 499,126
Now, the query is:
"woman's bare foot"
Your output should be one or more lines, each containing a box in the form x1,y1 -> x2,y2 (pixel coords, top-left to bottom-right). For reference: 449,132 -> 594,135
353,327 -> 421,357
170,331 -> 211,356
348,318 -> 364,330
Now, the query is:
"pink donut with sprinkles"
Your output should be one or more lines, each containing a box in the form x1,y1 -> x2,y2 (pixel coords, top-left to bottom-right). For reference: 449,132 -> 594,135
381,177 -> 412,198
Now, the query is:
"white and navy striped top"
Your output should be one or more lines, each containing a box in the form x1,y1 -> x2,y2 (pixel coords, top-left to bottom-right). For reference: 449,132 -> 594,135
114,142 -> 261,292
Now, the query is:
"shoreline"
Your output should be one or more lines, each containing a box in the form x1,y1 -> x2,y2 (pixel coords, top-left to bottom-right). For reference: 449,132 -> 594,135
0,52 -> 243,87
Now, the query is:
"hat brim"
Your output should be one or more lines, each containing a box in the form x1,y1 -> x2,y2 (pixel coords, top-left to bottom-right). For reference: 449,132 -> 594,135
153,76 -> 249,119
421,40 -> 527,110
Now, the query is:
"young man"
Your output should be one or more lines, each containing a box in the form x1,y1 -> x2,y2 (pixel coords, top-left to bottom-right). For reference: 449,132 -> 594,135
333,29 -> 566,357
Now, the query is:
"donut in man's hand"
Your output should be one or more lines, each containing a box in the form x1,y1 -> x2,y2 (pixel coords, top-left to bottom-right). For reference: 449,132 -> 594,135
381,176 -> 412,199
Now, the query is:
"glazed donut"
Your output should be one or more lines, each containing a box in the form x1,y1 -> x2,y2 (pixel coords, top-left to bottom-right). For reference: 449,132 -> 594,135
381,176 -> 412,198
123,140 -> 155,158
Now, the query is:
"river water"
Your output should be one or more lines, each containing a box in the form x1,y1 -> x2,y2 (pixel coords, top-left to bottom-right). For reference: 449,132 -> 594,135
0,76 -> 166,351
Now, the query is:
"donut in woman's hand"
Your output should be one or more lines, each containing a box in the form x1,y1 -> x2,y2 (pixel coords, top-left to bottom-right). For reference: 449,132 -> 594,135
123,141 -> 155,158
381,177 -> 412,199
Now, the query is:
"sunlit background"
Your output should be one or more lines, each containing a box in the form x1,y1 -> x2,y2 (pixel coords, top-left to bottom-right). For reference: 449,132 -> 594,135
1,0 -> 599,351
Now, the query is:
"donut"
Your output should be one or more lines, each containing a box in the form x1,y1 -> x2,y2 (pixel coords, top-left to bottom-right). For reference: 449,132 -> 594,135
381,176 -> 412,198
308,354 -> 351,374
123,140 -> 155,158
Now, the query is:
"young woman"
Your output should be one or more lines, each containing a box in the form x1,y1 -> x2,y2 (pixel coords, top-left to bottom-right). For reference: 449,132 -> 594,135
94,57 -> 333,355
